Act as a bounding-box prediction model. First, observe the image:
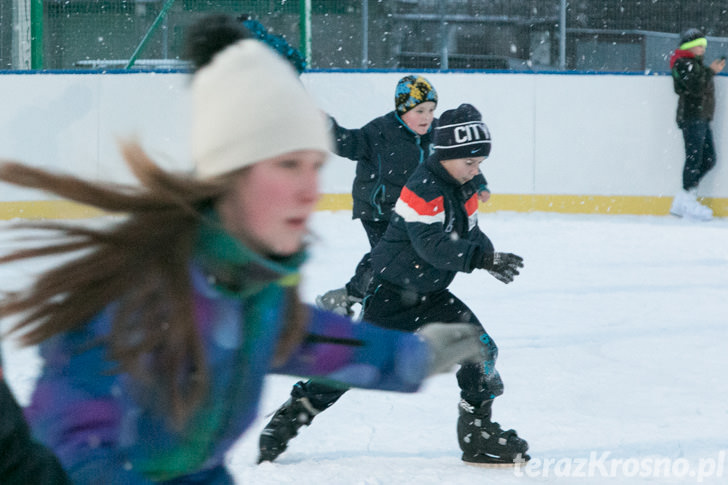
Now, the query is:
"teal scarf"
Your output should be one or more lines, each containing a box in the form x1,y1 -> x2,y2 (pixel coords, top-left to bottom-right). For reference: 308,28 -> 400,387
194,215 -> 306,297
137,215 -> 307,481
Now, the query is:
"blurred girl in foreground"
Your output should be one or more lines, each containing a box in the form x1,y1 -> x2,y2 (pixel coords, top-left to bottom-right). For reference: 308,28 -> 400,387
0,15 -> 482,484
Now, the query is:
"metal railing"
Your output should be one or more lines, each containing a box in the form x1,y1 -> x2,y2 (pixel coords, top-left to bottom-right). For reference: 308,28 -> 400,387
2,0 -> 728,73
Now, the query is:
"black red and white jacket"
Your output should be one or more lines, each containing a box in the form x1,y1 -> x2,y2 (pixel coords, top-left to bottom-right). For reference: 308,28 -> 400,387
369,155 -> 494,295
332,111 -> 489,222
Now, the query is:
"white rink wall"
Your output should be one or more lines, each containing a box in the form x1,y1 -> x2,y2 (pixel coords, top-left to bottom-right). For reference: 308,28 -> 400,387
307,71 -> 726,199
0,71 -> 726,203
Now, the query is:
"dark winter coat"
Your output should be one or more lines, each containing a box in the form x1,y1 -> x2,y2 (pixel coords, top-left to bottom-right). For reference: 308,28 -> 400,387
0,379 -> 70,484
671,50 -> 716,125
370,156 -> 495,295
333,112 -> 489,222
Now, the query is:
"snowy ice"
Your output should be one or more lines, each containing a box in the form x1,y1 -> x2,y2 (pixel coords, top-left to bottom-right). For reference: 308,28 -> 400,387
2,210 -> 727,484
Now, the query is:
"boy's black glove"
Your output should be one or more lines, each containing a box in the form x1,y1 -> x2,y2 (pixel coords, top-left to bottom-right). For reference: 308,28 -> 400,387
481,252 -> 524,284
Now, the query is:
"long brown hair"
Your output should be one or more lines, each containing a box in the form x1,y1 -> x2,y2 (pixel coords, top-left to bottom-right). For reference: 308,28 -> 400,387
0,142 -> 308,426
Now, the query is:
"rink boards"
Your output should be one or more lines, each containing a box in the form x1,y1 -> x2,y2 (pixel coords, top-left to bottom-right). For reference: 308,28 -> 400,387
0,70 -> 726,218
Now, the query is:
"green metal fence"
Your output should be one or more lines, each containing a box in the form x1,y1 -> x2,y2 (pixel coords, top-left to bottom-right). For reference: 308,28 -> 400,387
1,0 -> 728,72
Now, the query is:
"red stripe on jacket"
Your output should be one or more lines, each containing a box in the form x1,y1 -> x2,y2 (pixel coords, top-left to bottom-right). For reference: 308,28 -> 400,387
399,186 -> 445,216
465,193 -> 479,217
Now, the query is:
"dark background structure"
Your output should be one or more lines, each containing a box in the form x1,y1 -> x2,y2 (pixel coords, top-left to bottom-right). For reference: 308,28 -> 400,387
1,0 -> 727,71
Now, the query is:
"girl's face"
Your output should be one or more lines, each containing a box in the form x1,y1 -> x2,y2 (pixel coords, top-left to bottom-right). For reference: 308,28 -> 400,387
216,150 -> 326,256
401,101 -> 437,135
440,156 -> 485,185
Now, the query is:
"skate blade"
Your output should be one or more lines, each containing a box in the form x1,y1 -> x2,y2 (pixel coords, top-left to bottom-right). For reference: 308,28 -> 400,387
463,460 -> 523,468
462,453 -> 531,468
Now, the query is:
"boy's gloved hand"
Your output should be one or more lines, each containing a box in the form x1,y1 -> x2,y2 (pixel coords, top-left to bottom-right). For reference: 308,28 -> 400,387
481,252 -> 524,284
416,323 -> 483,374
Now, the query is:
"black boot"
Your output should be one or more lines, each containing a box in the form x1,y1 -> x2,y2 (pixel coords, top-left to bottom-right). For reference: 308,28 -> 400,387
457,399 -> 530,465
257,394 -> 318,463
258,381 -> 346,463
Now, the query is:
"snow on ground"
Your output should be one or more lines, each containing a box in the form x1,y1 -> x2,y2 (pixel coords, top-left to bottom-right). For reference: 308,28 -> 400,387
2,211 -> 728,484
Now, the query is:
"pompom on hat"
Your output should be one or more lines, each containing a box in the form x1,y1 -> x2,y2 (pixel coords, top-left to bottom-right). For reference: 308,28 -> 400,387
679,28 -> 707,51
191,39 -> 332,179
395,75 -> 438,115
433,103 -> 491,161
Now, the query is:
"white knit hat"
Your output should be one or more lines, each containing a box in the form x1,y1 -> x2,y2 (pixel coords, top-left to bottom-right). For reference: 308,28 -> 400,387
190,39 -> 332,179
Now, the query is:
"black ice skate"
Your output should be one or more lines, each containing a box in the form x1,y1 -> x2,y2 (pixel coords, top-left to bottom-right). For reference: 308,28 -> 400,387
457,399 -> 530,466
258,395 -> 318,463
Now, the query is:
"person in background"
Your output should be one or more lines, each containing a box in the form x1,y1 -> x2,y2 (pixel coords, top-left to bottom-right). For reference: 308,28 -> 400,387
316,75 -> 491,318
0,16 -> 483,484
259,104 -> 529,467
669,28 -> 724,221
0,348 -> 71,484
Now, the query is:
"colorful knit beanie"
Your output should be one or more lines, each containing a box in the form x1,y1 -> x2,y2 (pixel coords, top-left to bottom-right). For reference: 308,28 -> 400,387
395,75 -> 438,115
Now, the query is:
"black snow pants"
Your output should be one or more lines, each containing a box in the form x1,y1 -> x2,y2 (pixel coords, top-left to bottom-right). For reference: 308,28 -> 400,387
680,119 -> 717,191
292,279 -> 504,412
344,220 -> 389,299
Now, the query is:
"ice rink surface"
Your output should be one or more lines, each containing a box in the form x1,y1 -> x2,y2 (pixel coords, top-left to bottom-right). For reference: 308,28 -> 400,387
3,210 -> 727,484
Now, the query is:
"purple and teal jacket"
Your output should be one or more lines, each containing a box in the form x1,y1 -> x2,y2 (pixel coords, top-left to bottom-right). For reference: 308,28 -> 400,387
24,221 -> 431,483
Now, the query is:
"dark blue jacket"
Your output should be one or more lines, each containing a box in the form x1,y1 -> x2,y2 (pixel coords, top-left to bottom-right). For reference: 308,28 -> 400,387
1,378 -> 70,484
370,156 -> 494,295
333,111 -> 435,222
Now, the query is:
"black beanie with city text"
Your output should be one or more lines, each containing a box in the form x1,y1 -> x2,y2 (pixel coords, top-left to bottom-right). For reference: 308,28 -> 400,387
433,103 -> 491,161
